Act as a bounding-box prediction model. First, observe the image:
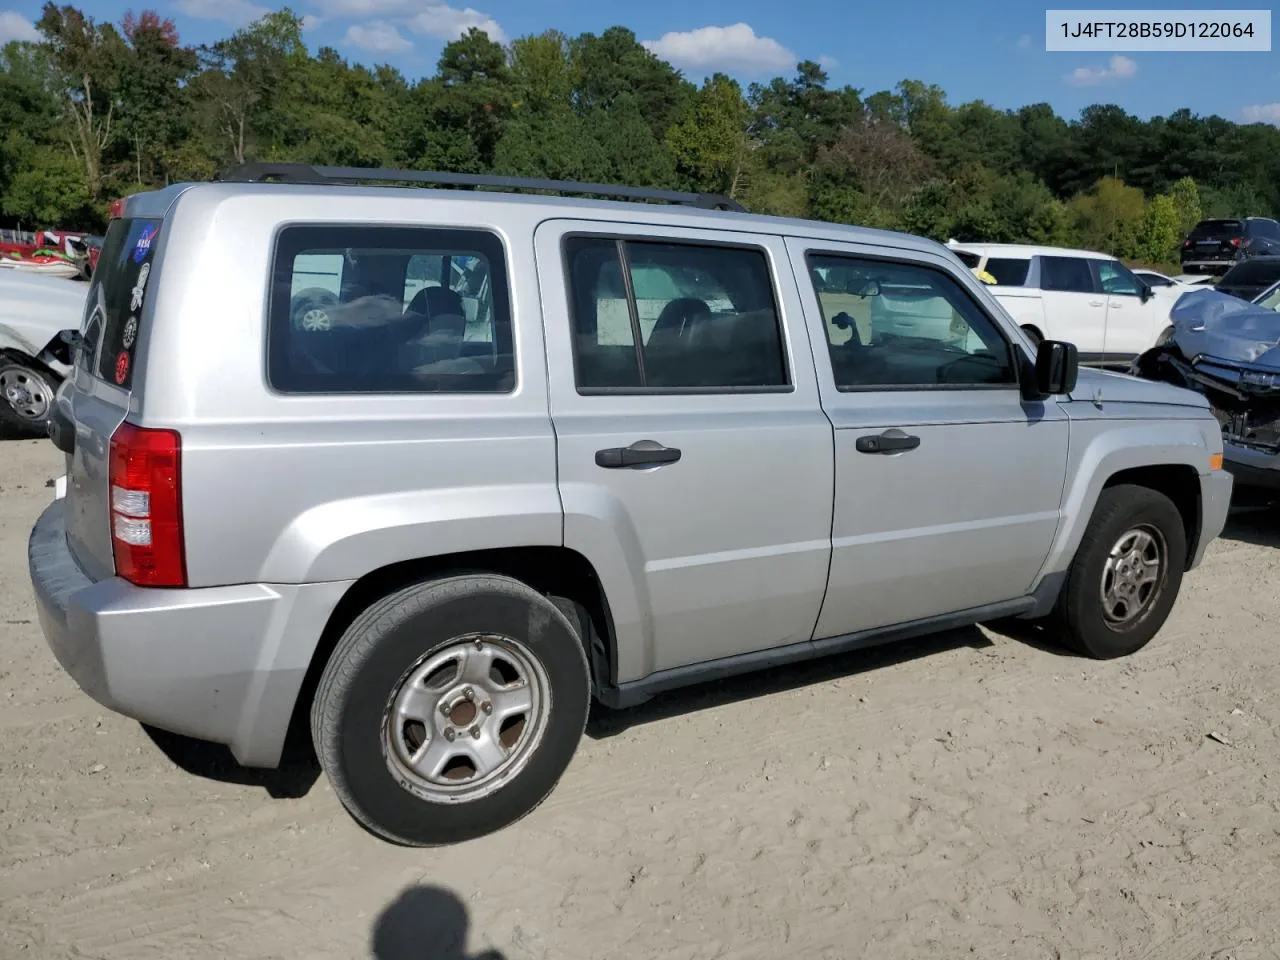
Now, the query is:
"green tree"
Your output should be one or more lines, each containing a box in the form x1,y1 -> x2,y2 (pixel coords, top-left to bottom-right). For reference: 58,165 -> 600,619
1137,194 -> 1179,265
570,26 -> 692,139
664,73 -> 748,196
117,11 -> 197,186
1068,176 -> 1146,257
509,30 -> 573,111
1168,176 -> 1202,237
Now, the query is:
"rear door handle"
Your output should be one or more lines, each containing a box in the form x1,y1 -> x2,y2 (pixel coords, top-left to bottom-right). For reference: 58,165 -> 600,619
855,430 -> 920,454
595,442 -> 682,469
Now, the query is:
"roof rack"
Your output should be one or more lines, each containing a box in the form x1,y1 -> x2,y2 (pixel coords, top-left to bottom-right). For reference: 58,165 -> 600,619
216,163 -> 746,213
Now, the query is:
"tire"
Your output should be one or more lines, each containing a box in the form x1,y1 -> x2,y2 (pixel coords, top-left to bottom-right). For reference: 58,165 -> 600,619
0,361 -> 58,437
311,574 -> 590,846
1050,484 -> 1187,659
290,288 -> 338,331
1155,325 -> 1175,347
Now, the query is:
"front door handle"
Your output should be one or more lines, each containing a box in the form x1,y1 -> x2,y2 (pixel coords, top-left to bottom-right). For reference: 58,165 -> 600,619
595,442 -> 682,469
855,429 -> 920,454
1089,300 -> 1105,307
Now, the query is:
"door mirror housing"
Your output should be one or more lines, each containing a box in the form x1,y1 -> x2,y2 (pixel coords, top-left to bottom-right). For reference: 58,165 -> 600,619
1021,339 -> 1079,401
1139,282 -> 1154,302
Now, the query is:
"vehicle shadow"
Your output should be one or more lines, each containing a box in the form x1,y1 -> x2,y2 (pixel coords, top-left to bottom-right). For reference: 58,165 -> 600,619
1220,500 -> 1280,550
140,723 -> 321,799
586,626 -> 993,739
371,885 -> 506,960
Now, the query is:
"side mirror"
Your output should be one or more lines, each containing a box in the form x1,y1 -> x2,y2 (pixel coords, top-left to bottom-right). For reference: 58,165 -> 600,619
1021,339 -> 1079,401
1140,283 -> 1154,302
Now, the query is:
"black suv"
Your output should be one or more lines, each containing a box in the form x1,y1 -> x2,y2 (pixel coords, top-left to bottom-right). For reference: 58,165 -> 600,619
1180,217 -> 1280,274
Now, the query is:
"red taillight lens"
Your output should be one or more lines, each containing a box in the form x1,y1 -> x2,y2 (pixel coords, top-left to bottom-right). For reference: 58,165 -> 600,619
1231,237 -> 1242,247
109,197 -> 126,220
1183,239 -> 1192,248
108,422 -> 185,587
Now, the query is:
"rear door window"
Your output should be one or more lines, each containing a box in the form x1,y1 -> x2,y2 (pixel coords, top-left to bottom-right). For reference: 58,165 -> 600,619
78,217 -> 162,390
984,257 -> 1030,286
1039,256 -> 1096,294
267,225 -> 513,394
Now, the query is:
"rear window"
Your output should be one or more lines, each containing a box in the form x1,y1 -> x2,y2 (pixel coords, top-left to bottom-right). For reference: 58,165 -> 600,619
1189,219 -> 1243,240
984,257 -> 1030,286
267,225 -> 513,394
80,217 -> 162,390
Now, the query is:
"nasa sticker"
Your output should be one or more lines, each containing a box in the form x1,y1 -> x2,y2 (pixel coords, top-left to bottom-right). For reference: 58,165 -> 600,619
121,316 -> 139,349
114,350 -> 130,385
132,224 -> 157,264
130,261 -> 150,311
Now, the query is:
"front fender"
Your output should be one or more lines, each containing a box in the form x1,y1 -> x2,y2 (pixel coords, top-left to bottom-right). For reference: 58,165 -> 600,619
259,483 -> 564,584
1035,418 -> 1215,584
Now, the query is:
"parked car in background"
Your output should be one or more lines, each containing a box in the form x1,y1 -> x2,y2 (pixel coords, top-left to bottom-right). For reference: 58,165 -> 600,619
1179,217 -> 1280,275
946,242 -> 1176,367
1132,281 -> 1280,491
1134,269 -> 1214,289
0,269 -> 82,435
1213,256 -> 1280,303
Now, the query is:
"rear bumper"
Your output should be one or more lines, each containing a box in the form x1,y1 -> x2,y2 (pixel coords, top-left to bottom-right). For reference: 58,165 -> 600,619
1190,468 -> 1235,569
1180,259 -> 1236,272
28,498 -> 351,768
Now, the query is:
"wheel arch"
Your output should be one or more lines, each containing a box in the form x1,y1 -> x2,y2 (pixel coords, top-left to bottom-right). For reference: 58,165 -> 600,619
285,546 -> 620,751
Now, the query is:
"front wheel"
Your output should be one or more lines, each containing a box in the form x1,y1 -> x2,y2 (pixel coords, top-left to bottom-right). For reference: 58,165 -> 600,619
1049,484 -> 1187,659
311,574 -> 590,846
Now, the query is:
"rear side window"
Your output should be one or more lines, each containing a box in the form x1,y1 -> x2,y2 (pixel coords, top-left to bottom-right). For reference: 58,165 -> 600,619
82,217 -> 162,389
984,257 -> 1030,286
267,225 -> 513,394
1189,219 -> 1243,240
564,237 -> 789,393
952,250 -> 980,268
1039,256 -> 1095,294
1250,219 -> 1280,241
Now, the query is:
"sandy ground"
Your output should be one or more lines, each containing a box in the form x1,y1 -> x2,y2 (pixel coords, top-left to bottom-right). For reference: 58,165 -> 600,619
4,434 -> 1280,960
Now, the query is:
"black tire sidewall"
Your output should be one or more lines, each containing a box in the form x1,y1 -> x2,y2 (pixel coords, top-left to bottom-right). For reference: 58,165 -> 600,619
319,578 -> 589,846
1064,487 -> 1187,659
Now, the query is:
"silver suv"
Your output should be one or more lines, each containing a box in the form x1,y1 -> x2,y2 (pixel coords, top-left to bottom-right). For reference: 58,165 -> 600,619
29,165 -> 1233,845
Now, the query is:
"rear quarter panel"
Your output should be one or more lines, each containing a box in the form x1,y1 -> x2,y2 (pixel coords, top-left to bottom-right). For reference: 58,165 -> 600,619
134,188 -> 562,587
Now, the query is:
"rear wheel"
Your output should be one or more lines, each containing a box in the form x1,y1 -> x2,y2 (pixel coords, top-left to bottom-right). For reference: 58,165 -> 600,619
0,361 -> 58,437
1049,484 -> 1187,659
311,574 -> 590,846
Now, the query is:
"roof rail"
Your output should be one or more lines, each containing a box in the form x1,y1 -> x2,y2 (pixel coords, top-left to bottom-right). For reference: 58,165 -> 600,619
215,163 -> 746,213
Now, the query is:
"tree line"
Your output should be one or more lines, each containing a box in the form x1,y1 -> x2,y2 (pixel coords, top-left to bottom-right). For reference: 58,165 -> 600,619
5,4 -> 1280,269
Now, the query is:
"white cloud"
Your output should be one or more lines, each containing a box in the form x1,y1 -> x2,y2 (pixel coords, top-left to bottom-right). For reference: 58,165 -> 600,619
344,20 -> 412,52
314,0 -> 505,43
642,23 -> 795,75
818,54 -> 839,70
301,14 -> 322,31
406,4 -> 505,43
1016,33 -> 1032,49
1066,54 -> 1137,86
0,10 -> 40,43
1242,102 -> 1280,126
174,0 -> 269,26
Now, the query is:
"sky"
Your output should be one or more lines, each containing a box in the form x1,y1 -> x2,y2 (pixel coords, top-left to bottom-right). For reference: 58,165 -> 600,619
0,0 -> 1276,125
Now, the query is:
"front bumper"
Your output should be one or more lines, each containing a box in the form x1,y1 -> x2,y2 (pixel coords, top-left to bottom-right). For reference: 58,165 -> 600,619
1222,442 -> 1280,491
1190,467 -> 1235,569
28,498 -> 351,767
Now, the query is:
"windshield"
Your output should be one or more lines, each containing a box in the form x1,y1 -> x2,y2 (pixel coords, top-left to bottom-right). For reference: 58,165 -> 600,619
1256,281 -> 1280,311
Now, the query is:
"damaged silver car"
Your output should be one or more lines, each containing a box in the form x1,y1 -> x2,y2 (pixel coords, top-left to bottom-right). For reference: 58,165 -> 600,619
1131,281 -> 1280,490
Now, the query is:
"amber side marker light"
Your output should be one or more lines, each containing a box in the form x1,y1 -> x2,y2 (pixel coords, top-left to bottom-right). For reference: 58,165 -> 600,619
1209,453 -> 1224,471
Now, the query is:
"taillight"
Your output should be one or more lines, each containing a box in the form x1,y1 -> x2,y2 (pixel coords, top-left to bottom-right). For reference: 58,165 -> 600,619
108,422 -> 185,587
1182,240 -> 1191,248
109,197 -> 126,220
1231,237 -> 1242,247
